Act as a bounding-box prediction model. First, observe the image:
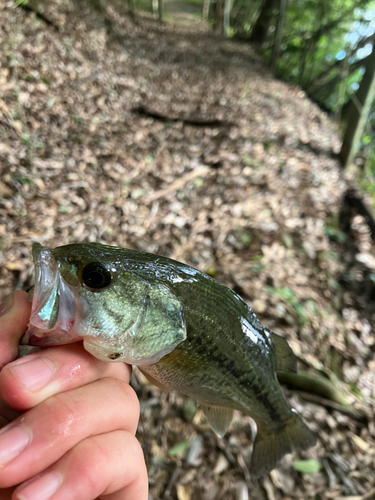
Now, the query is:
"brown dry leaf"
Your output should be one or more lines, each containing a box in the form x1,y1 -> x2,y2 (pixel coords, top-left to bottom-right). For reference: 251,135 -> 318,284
0,181 -> 13,198
0,2 -> 373,499
350,434 -> 371,454
176,484 -> 192,500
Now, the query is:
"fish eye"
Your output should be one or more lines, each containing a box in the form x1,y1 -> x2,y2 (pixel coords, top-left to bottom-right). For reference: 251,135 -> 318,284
82,263 -> 112,289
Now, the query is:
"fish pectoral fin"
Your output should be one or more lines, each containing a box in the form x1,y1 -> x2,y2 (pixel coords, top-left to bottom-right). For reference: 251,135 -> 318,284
138,368 -> 171,393
200,403 -> 233,438
251,411 -> 316,477
269,331 -> 297,373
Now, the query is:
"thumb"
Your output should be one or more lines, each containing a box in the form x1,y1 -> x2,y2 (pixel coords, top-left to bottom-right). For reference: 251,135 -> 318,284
0,291 -> 32,369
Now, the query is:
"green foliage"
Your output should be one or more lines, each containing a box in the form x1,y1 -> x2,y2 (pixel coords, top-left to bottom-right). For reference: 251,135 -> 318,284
281,233 -> 293,248
249,264 -> 265,272
225,26 -> 236,37
353,120 -> 375,202
136,0 -> 153,11
131,188 -> 145,199
230,0 -> 263,33
293,459 -> 322,474
277,0 -> 371,101
231,0 -> 374,115
182,398 -> 198,422
265,286 -> 318,325
173,0 -> 202,6
168,439 -> 189,456
249,254 -> 263,261
324,225 -> 346,242
21,133 -> 31,144
58,205 -> 70,213
230,0 -> 375,202
242,155 -> 262,169
15,173 -> 35,186
206,266 -> 216,276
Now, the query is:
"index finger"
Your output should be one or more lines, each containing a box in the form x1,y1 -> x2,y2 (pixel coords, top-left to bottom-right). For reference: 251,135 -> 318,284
0,342 -> 133,411
0,291 -> 32,369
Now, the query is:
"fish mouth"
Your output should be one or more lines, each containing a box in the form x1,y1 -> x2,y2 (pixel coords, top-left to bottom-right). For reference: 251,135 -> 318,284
21,243 -> 77,346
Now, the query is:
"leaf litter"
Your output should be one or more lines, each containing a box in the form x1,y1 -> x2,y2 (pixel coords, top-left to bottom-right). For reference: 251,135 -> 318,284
0,1 -> 374,498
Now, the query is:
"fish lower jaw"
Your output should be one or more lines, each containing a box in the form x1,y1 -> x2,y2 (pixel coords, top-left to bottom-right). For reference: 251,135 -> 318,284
29,327 -> 46,338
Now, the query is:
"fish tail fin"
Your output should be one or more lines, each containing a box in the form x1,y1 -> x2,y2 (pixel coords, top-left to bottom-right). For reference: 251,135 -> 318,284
251,410 -> 316,477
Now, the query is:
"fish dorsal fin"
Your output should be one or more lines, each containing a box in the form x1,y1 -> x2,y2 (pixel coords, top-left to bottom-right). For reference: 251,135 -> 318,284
269,331 -> 297,373
200,404 -> 233,438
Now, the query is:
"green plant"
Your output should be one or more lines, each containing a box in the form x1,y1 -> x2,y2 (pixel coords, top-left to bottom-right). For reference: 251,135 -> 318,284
264,286 -> 317,325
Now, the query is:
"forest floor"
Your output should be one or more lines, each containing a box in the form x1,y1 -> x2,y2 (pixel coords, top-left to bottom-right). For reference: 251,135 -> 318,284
0,1 -> 375,499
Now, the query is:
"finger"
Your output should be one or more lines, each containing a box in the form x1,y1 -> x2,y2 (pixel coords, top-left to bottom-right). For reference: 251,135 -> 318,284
13,431 -> 148,500
0,291 -> 32,369
0,377 -> 140,488
0,342 -> 132,411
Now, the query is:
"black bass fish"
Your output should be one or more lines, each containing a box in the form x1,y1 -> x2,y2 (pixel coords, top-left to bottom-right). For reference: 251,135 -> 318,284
22,243 -> 316,476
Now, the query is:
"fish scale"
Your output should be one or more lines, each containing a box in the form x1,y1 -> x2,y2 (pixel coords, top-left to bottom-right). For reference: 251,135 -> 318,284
144,318 -> 281,425
23,242 -> 316,476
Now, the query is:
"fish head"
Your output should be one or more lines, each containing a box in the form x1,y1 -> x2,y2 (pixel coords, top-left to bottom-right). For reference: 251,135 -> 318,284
22,243 -> 187,365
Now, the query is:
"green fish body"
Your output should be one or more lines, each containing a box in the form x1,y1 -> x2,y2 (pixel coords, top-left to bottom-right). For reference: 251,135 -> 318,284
23,243 -> 315,476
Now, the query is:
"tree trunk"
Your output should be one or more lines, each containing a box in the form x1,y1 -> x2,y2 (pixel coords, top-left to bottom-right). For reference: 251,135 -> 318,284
202,0 -> 210,21
223,0 -> 232,36
249,0 -> 277,44
339,42 -> 375,168
335,54 -> 350,124
214,0 -> 224,34
157,0 -> 163,21
270,0 -> 286,73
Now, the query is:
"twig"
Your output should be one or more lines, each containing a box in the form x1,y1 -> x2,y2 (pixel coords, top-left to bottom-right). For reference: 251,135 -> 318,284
237,452 -> 251,484
335,486 -> 375,500
163,464 -> 181,498
145,166 -> 211,203
14,2 -> 59,30
291,390 -> 367,422
132,105 -> 233,127
277,370 -> 350,407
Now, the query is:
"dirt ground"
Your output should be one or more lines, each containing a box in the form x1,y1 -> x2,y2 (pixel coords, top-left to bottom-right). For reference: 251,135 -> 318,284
0,1 -> 374,498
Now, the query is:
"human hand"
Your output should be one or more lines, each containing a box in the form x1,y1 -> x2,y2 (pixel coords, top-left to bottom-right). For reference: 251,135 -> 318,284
0,291 -> 148,500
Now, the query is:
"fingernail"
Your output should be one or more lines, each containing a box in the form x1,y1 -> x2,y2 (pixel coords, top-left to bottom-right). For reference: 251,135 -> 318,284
0,294 -> 13,317
0,425 -> 32,467
15,471 -> 63,500
10,357 -> 56,391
